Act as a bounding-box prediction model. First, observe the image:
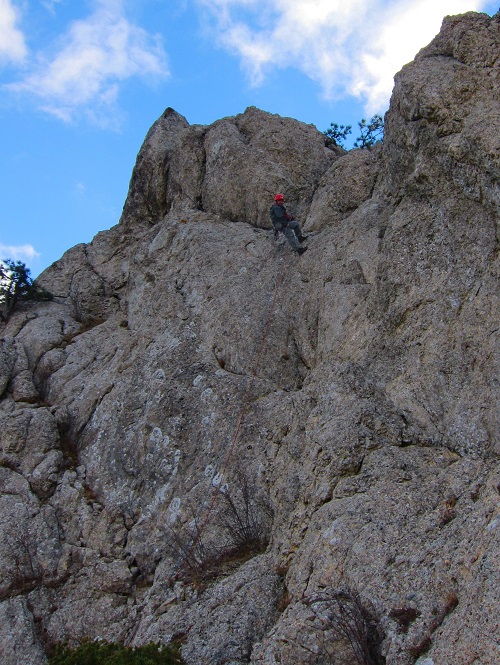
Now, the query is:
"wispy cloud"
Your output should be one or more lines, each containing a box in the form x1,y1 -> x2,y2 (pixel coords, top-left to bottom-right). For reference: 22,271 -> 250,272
41,0 -> 64,15
0,243 -> 41,263
0,0 -> 28,64
198,0 -> 492,113
6,0 -> 169,125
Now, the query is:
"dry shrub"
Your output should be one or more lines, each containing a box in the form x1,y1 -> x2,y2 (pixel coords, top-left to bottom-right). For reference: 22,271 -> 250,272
215,467 -> 273,553
167,468 -> 273,586
303,586 -> 385,665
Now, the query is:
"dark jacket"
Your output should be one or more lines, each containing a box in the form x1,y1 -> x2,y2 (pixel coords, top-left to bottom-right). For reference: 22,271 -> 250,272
270,203 -> 291,231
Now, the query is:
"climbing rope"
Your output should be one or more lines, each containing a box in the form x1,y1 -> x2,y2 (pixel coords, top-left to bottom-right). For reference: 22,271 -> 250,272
172,238 -> 288,579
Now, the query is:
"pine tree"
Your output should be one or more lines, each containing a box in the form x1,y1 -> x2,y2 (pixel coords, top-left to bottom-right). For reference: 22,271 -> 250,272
353,114 -> 384,149
323,122 -> 352,148
0,259 -> 52,321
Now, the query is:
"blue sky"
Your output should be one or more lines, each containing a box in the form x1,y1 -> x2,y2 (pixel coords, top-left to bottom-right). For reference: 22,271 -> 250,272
1,0 -> 497,277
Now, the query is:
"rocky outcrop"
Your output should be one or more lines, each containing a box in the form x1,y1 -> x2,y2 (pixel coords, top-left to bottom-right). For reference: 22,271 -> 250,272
0,10 -> 498,665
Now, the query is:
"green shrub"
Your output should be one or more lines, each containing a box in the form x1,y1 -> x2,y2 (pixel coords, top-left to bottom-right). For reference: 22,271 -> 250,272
48,640 -> 184,665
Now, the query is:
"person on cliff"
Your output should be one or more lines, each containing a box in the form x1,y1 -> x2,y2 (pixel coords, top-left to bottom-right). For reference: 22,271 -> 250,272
270,193 -> 308,255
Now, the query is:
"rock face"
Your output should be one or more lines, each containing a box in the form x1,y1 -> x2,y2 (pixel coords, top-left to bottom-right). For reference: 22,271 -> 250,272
1,11 -> 499,665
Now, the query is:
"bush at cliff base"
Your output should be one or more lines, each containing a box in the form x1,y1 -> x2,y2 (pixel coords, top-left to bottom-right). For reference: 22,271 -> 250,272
48,640 -> 184,665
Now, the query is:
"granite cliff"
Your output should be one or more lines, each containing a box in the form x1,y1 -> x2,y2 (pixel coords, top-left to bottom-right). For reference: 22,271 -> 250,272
0,11 -> 498,665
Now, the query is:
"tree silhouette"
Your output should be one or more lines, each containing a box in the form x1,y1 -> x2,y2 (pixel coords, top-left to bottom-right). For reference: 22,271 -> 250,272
0,259 -> 52,322
323,122 -> 352,148
354,115 -> 384,149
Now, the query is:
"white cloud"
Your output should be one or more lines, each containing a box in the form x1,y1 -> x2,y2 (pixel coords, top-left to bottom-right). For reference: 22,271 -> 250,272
199,0 -> 492,113
350,0 -> 491,112
7,0 -> 169,125
0,0 -> 28,64
0,243 -> 41,262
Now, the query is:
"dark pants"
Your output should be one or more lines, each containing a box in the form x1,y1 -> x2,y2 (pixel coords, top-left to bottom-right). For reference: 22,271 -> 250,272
280,221 -> 302,250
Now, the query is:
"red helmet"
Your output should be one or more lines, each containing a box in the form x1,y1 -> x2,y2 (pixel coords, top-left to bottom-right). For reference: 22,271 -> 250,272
274,193 -> 284,201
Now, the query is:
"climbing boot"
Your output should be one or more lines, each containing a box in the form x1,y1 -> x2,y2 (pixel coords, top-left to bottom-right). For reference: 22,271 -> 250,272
298,235 -> 309,243
296,246 -> 308,256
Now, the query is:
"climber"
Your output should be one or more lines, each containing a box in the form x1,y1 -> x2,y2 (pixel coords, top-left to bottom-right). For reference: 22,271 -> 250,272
269,193 -> 308,255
